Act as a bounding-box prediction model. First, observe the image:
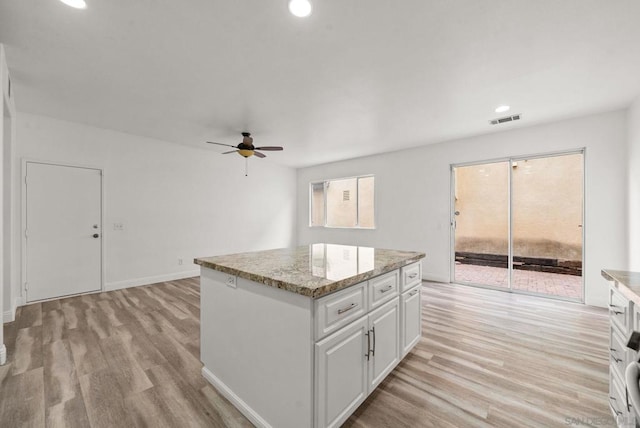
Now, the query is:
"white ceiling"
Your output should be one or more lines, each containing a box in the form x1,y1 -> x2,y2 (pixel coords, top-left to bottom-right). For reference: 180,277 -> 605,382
1,0 -> 639,168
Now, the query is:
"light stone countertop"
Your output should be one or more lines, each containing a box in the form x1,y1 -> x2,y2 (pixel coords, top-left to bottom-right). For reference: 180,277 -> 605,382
194,243 -> 426,298
601,269 -> 640,305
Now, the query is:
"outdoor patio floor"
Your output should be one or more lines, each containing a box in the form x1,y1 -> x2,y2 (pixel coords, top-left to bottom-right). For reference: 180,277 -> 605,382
454,263 -> 583,300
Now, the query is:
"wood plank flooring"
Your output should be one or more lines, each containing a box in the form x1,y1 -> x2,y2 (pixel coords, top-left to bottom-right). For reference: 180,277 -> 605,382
0,279 -> 612,427
346,282 -> 613,427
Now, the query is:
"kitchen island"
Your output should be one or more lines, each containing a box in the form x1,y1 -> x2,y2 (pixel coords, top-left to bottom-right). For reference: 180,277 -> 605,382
602,269 -> 640,425
194,244 -> 425,428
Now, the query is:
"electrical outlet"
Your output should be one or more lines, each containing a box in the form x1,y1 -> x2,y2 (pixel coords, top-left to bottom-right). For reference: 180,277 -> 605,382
225,275 -> 237,288
177,258 -> 183,266
113,222 -> 124,231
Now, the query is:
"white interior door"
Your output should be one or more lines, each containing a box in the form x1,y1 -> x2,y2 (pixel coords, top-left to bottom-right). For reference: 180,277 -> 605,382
25,162 -> 102,302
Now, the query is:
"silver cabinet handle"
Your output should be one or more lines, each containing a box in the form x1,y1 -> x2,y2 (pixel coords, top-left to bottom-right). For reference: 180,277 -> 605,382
380,285 -> 393,294
371,327 -> 376,356
408,273 -> 418,279
409,289 -> 419,296
610,347 -> 621,362
338,303 -> 357,315
609,304 -> 623,315
610,348 -> 622,363
365,330 -> 370,361
610,397 -> 623,416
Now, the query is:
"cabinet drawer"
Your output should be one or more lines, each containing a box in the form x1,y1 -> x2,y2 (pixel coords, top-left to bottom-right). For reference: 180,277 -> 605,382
368,270 -> 399,310
401,262 -> 422,292
610,325 -> 628,382
315,282 -> 367,340
401,285 -> 421,357
610,366 -> 630,421
609,286 -> 630,333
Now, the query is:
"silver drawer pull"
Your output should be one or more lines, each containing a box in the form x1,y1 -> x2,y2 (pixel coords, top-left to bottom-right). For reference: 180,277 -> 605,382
609,304 -> 623,315
338,303 -> 358,314
408,273 -> 418,279
610,397 -> 623,416
409,289 -> 419,296
380,285 -> 393,294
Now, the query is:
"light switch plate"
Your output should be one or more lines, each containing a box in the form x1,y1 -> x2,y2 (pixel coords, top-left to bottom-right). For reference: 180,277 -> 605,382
225,275 -> 237,288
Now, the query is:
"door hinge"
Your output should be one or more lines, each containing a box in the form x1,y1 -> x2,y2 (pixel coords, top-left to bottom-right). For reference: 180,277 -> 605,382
24,229 -> 28,238
24,282 -> 28,291
24,175 -> 28,185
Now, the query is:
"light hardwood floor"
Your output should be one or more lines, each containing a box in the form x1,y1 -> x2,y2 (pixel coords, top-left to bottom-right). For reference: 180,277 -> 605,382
0,279 -> 613,427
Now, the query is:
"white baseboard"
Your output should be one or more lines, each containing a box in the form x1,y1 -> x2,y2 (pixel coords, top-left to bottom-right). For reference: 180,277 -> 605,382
105,269 -> 200,292
0,344 -> 6,365
201,366 -> 272,428
3,297 -> 18,323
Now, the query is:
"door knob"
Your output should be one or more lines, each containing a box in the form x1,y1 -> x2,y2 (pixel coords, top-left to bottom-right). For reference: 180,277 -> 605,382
93,234 -> 100,238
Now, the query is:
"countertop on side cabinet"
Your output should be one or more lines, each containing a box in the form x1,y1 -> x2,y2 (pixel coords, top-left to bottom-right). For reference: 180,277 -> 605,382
602,269 -> 640,305
194,243 -> 425,299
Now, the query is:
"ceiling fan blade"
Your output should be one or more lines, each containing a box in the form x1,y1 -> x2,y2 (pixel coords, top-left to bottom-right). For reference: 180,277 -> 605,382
222,150 -> 239,154
206,141 -> 238,148
254,151 -> 266,158
254,146 -> 283,151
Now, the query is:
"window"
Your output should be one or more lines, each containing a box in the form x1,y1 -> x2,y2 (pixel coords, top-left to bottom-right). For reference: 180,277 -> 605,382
310,175 -> 375,228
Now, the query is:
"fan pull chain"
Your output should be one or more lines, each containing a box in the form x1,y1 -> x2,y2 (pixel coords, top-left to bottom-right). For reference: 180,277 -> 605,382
245,157 -> 248,177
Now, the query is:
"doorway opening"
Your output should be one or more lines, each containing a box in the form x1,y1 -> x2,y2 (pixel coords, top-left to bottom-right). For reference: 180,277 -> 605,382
451,150 -> 584,302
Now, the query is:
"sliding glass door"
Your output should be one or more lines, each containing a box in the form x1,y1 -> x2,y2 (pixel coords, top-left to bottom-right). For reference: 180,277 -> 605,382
452,151 -> 584,301
452,161 -> 510,289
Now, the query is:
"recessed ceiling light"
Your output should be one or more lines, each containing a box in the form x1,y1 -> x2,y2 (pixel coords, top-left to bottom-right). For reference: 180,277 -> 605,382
495,105 -> 510,113
59,0 -> 87,9
289,0 -> 312,17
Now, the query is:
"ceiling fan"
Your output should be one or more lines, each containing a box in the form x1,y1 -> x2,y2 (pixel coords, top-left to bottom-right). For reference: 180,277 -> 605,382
207,132 -> 283,158
206,132 -> 283,176
207,132 -> 283,176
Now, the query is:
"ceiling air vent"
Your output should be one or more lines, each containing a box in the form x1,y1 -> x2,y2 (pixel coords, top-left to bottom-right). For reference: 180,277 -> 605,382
489,113 -> 522,125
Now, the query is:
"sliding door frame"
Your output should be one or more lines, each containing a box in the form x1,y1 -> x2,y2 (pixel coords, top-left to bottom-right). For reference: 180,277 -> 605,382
450,148 -> 586,303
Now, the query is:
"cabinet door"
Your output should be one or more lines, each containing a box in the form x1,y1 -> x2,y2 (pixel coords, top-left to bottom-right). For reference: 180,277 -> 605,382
368,298 -> 400,393
315,317 -> 369,428
401,286 -> 421,356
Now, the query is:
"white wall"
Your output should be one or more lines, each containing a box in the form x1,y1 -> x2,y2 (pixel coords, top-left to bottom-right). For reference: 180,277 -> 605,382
297,110 -> 629,307
629,97 -> 640,270
1,43 -> 16,363
7,113 -> 296,314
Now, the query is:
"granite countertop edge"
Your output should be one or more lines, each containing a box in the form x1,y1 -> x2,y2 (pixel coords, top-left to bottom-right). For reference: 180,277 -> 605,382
195,253 -> 425,298
601,269 -> 640,306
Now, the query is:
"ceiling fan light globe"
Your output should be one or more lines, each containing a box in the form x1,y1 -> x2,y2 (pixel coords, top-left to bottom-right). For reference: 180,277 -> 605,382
59,0 -> 87,8
289,0 -> 312,17
238,149 -> 254,158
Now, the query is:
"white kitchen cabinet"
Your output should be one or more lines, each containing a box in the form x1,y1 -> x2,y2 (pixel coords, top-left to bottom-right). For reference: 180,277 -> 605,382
316,297 -> 400,428
315,317 -> 369,428
606,281 -> 635,426
368,298 -> 400,392
401,262 -> 422,292
401,284 -> 421,357
315,282 -> 367,340
368,270 -> 399,310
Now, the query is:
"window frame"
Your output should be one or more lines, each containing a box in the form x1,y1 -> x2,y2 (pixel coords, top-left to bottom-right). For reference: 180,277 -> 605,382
309,174 -> 376,229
